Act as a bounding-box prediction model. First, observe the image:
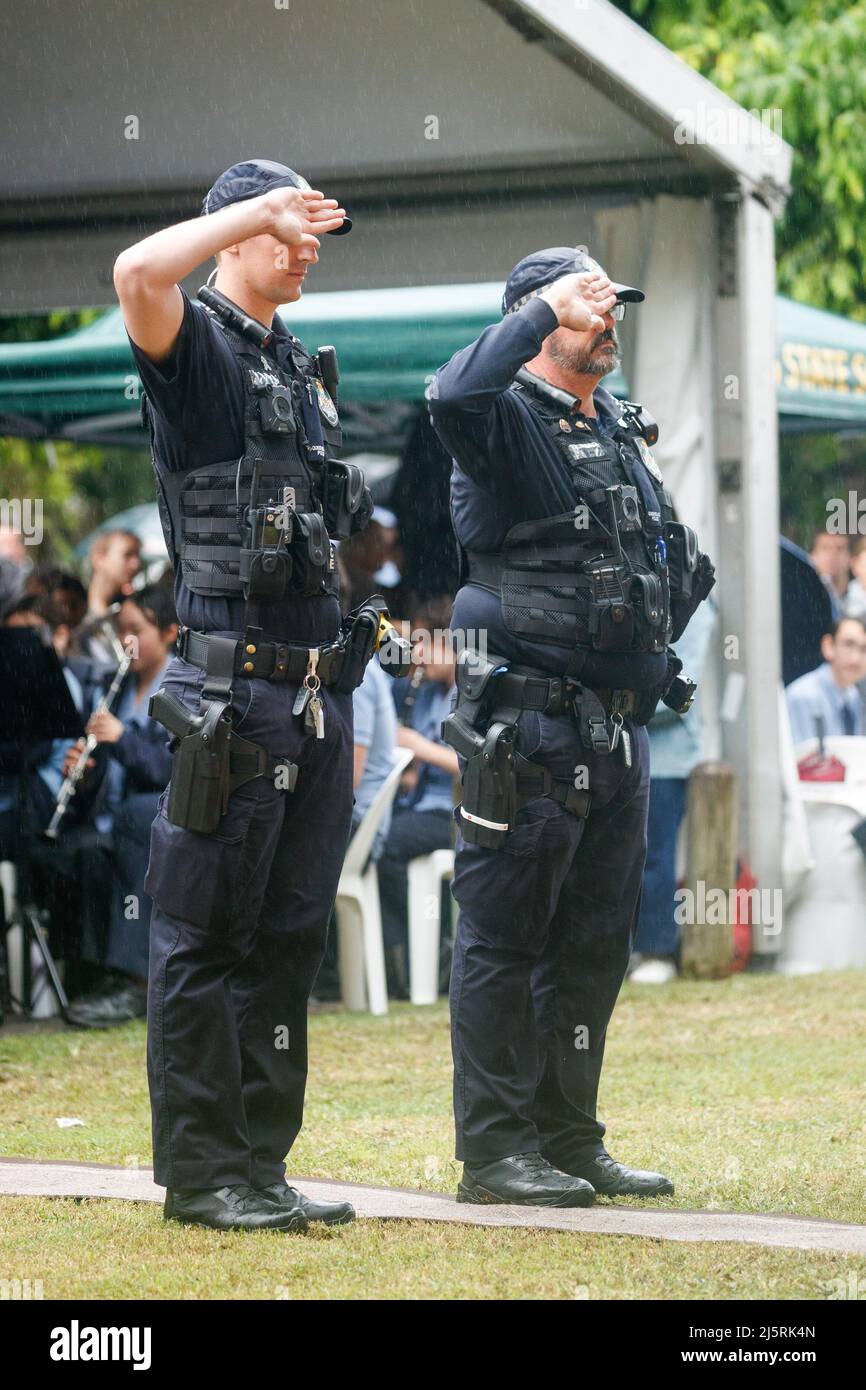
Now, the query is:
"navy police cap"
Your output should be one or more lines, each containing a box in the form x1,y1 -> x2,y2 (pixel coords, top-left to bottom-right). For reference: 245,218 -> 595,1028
502,246 -> 643,315
201,159 -> 352,235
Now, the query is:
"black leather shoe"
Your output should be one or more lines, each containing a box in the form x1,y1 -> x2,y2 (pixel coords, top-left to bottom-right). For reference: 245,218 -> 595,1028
65,981 -> 147,1029
258,1182 -> 355,1226
164,1184 -> 309,1232
457,1153 -> 596,1207
554,1151 -> 674,1197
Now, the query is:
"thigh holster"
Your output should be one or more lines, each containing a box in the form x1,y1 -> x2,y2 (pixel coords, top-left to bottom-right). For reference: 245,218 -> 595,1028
442,650 -> 593,850
149,689 -> 298,835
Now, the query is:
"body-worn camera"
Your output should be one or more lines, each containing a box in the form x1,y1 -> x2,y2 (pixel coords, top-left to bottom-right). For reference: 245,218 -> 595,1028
608,483 -> 641,533
258,385 -> 295,435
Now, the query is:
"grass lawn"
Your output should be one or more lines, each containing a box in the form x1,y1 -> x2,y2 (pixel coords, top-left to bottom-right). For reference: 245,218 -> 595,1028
1,969 -> 865,1299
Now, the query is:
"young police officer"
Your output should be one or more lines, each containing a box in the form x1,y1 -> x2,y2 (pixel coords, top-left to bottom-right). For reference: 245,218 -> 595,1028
114,160 -> 385,1232
428,248 -> 715,1207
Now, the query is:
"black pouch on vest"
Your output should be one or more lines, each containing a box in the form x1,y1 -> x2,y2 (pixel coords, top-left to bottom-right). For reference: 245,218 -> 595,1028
631,571 -> 667,650
320,459 -> 367,539
664,522 -> 699,600
586,560 -> 635,651
290,512 -> 333,596
459,720 -> 518,849
669,550 -> 716,642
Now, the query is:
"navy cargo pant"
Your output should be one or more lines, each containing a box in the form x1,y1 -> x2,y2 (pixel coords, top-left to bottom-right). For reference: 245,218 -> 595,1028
144,652 -> 354,1191
450,703 -> 650,1167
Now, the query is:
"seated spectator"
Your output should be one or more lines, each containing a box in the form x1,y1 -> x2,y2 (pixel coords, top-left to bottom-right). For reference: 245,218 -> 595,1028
785,615 -> 866,746
843,536 -> 866,622
378,598 -> 458,998
53,585 -> 177,1027
810,530 -> 851,606
631,600 -> 716,985
339,508 -> 405,612
35,567 -> 88,635
77,529 -> 142,667
351,653 -> 399,860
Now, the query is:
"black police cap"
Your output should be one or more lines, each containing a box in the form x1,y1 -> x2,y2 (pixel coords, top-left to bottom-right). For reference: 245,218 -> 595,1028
502,246 -> 643,315
201,159 -> 352,235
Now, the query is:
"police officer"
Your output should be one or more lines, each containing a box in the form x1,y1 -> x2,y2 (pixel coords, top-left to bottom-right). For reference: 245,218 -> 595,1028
114,160 -> 398,1232
427,247 -> 715,1207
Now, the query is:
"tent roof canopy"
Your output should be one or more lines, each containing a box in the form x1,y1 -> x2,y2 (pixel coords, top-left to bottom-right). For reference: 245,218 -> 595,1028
1,284 -> 864,445
2,0 -> 792,314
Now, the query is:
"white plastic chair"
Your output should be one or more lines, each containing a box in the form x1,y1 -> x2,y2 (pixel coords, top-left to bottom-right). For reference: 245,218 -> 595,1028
407,848 -> 455,1005
780,735 -> 866,974
335,747 -> 413,1015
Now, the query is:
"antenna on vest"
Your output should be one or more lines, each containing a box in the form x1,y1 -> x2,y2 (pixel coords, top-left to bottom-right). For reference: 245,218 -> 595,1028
198,285 -> 274,351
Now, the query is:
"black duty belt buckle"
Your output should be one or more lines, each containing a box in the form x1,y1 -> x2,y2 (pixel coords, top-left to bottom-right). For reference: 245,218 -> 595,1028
587,715 -> 611,754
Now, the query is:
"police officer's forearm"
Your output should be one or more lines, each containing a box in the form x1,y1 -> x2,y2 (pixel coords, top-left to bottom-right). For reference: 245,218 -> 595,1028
113,195 -> 285,361
428,298 -> 558,416
114,196 -> 274,296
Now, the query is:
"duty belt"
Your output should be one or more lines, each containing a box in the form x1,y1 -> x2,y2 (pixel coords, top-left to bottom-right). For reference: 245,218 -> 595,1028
499,666 -> 638,719
178,627 -> 345,685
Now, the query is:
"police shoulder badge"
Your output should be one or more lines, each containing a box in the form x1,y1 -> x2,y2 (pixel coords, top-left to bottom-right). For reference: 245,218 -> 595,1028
635,436 -> 663,484
314,377 -> 339,426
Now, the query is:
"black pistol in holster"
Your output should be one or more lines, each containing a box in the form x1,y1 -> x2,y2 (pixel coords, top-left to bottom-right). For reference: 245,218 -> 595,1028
441,652 -> 528,850
149,689 -> 298,835
442,649 -> 592,851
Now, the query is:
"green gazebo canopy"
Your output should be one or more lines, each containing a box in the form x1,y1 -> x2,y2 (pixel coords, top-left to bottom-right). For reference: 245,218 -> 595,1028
1,284 -> 864,442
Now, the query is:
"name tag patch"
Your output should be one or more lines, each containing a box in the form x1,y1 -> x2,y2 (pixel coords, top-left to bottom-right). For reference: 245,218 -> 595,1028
567,441 -> 608,462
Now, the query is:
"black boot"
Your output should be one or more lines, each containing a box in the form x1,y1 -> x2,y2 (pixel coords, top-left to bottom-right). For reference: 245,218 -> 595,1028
458,1153 -> 596,1207
257,1181 -> 355,1227
164,1184 -> 309,1232
552,1150 -> 674,1198
65,979 -> 147,1029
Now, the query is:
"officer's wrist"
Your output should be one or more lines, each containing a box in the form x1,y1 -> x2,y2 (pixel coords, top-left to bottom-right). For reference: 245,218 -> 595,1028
520,294 -> 560,337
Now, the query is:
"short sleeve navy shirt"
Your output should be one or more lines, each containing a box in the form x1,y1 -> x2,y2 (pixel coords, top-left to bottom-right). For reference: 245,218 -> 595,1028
128,289 -> 341,645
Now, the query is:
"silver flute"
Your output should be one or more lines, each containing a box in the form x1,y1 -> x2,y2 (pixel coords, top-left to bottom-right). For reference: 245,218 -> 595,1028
44,644 -> 134,840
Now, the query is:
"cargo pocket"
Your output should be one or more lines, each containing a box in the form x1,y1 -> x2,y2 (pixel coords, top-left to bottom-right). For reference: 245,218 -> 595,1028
145,785 -> 261,932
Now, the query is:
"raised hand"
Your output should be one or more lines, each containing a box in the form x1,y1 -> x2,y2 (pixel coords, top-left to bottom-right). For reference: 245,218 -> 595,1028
540,271 -> 618,332
265,187 -> 348,248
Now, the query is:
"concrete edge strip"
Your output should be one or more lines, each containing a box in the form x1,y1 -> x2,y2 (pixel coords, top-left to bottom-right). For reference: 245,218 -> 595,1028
1,1159 -> 865,1256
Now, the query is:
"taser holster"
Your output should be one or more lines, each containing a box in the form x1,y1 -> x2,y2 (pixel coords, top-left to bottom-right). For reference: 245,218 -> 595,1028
149,689 -> 298,834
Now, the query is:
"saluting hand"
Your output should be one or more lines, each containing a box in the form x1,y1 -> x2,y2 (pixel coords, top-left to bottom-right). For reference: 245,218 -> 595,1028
540,271 -> 618,332
265,186 -> 348,248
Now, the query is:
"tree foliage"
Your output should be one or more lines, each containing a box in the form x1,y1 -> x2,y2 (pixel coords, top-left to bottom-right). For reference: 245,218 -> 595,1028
617,0 -> 866,322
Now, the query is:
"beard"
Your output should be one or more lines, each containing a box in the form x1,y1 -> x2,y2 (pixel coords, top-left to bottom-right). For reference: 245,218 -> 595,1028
549,327 -> 621,377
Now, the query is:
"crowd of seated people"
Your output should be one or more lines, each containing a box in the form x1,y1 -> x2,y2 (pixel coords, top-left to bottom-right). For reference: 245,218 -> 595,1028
0,521 -> 462,1022
0,527 -> 176,1026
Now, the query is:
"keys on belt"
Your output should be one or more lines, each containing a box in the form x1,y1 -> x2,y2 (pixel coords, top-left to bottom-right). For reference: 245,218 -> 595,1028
609,712 -> 632,768
292,647 -> 326,739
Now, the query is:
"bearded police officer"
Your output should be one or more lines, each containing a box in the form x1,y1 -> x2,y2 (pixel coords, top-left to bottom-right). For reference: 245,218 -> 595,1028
427,248 -> 715,1207
114,160 -> 407,1232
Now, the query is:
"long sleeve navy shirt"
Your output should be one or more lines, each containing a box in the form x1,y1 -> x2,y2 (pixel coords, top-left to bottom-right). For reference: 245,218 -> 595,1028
427,298 -> 668,688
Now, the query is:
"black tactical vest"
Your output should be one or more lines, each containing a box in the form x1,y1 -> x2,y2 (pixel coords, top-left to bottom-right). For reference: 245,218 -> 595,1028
154,310 -> 344,601
464,375 -> 676,660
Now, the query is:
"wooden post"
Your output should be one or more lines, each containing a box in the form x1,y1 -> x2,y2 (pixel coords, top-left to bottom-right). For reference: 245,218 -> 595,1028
680,761 -> 738,979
